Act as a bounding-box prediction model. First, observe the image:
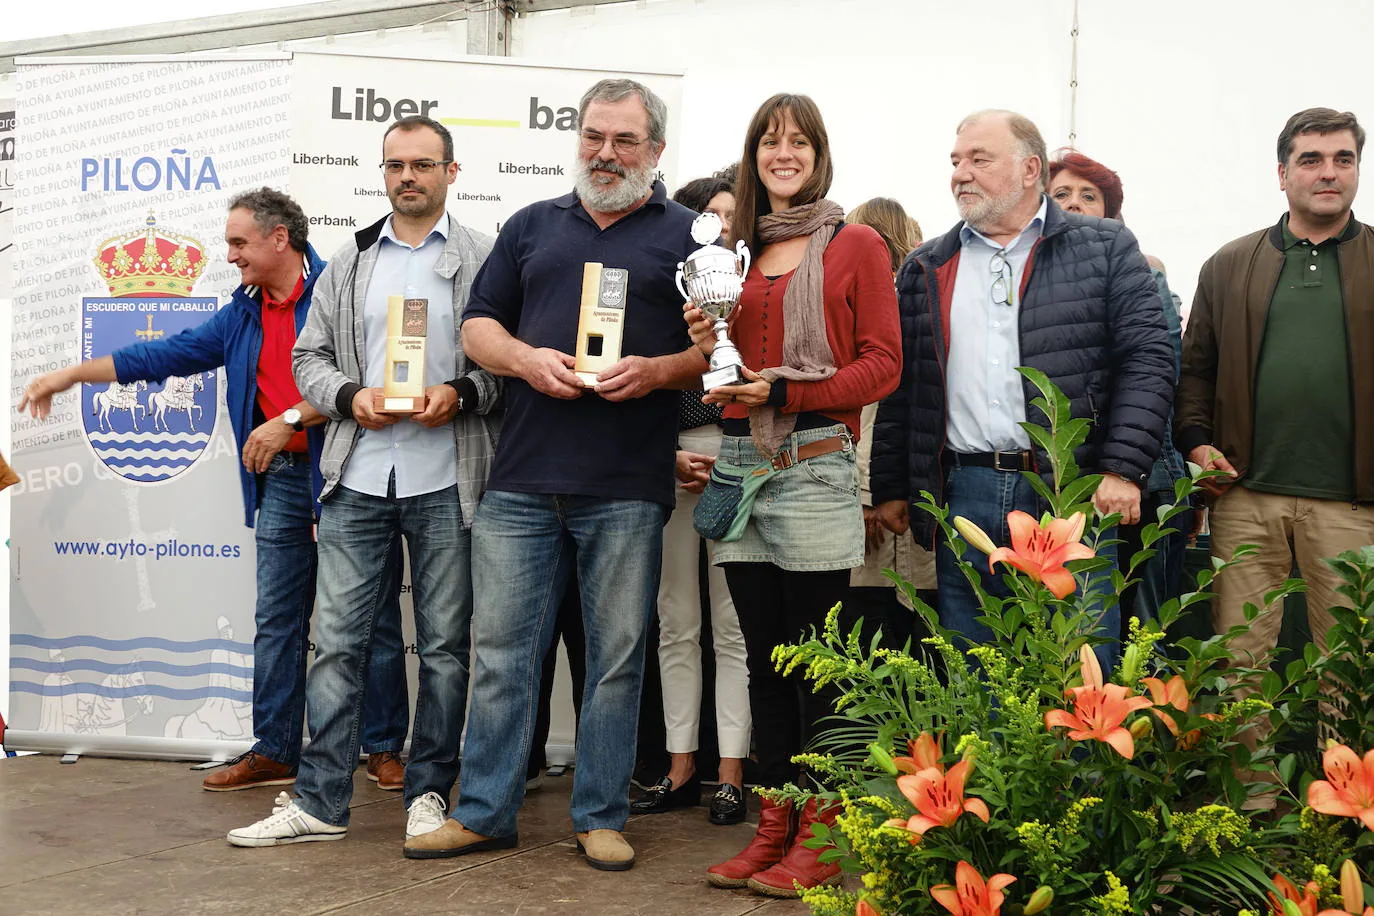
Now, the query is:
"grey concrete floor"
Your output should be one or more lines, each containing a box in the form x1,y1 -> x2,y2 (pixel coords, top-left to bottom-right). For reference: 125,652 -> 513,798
0,755 -> 813,915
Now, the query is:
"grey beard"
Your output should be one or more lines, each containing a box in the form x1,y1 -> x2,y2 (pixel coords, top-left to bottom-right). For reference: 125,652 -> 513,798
574,158 -> 655,213
957,184 -> 1025,231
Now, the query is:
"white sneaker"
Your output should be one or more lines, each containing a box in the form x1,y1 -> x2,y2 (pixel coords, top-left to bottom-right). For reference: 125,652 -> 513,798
406,791 -> 448,839
227,792 -> 346,847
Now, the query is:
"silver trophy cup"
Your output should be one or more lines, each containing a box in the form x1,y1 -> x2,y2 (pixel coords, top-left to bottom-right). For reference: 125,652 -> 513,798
675,212 -> 752,389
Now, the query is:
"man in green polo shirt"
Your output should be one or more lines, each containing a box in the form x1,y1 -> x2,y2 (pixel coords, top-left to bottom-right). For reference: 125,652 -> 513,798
1178,106 -> 1374,691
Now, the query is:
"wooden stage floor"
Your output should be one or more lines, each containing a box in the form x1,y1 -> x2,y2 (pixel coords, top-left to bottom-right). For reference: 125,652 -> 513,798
0,755 -> 811,915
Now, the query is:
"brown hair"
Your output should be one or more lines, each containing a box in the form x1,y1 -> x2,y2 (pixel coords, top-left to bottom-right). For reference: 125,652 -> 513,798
846,198 -> 923,273
1277,107 -> 1366,163
731,94 -> 834,253
1047,149 -> 1124,219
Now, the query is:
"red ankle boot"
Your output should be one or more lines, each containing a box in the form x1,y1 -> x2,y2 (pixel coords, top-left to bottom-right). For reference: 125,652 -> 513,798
746,798 -> 841,897
706,796 -> 794,888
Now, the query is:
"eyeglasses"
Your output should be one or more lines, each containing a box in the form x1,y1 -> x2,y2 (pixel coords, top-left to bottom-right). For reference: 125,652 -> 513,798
378,159 -> 451,175
990,249 -> 1013,307
579,130 -> 648,155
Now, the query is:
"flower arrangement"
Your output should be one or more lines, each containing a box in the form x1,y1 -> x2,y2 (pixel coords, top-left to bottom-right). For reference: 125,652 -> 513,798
772,371 -> 1374,915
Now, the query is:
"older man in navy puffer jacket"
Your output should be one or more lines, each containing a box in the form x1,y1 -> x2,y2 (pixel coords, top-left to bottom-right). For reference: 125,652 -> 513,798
870,110 -> 1173,670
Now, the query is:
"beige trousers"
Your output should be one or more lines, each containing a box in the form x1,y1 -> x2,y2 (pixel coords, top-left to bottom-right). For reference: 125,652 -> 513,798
1210,486 -> 1374,665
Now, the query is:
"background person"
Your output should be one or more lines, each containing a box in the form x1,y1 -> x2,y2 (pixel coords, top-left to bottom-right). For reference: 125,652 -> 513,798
629,173 -> 750,826
1046,150 -> 1194,632
843,197 -> 938,648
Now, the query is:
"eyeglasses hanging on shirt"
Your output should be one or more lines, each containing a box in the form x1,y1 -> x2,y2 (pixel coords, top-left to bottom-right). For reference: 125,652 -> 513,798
990,249 -> 1014,307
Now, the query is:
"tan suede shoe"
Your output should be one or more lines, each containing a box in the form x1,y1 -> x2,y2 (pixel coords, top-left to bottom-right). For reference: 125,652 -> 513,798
402,819 -> 518,860
576,829 -> 635,871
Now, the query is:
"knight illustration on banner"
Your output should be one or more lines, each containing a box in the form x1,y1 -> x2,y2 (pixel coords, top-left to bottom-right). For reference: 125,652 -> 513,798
81,212 -> 219,484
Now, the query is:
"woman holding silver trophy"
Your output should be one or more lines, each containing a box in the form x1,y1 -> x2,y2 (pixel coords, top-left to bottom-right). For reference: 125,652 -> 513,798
683,93 -> 902,898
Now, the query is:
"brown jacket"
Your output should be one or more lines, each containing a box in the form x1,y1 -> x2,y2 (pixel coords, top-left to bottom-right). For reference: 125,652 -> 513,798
1177,214 -> 1374,502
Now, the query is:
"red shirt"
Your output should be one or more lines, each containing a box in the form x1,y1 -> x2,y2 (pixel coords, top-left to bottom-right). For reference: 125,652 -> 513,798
256,274 -> 308,453
724,223 -> 902,441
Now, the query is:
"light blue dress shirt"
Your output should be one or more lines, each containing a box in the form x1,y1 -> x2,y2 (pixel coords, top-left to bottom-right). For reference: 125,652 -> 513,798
946,195 -> 1048,453
340,214 -> 459,498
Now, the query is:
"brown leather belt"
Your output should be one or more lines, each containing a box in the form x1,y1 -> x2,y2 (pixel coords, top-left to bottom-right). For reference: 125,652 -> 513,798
770,435 -> 849,471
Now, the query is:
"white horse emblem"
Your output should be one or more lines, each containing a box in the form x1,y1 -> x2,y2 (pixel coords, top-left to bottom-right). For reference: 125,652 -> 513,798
148,373 -> 206,432
91,380 -> 149,431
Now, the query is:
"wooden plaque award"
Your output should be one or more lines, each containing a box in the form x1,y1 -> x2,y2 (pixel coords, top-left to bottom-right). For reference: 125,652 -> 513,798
573,262 -> 628,387
374,295 -> 428,413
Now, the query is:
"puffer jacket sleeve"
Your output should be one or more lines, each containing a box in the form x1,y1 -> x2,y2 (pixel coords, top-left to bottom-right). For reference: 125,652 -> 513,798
870,255 -> 920,506
1097,225 -> 1173,482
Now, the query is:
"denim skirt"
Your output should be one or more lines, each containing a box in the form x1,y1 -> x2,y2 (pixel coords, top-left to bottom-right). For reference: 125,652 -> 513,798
710,423 -> 864,572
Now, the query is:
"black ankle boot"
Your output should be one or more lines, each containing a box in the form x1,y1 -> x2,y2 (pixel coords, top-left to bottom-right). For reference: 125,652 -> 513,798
629,773 -> 701,813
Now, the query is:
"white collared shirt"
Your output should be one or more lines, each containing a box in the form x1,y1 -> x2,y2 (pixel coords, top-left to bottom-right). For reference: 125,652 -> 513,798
945,195 -> 1048,453
340,214 -> 459,498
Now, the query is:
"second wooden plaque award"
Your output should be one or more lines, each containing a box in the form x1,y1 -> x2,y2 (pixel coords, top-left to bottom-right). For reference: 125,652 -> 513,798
374,294 -> 428,413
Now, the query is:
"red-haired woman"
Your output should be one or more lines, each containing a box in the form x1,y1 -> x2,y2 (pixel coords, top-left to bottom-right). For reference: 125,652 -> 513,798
685,93 -> 901,898
1046,149 -> 1194,631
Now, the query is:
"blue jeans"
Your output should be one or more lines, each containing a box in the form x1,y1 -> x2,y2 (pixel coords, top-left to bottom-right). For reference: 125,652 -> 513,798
251,454 -> 408,764
295,484 -> 471,826
454,491 -> 667,837
936,464 -> 1120,672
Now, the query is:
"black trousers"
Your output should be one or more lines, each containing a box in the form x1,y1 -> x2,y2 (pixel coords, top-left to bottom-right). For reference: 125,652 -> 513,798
723,562 -> 851,789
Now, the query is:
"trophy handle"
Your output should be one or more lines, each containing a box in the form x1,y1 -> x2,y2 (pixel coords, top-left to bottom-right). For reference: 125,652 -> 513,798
735,240 -> 751,277
674,262 -> 689,303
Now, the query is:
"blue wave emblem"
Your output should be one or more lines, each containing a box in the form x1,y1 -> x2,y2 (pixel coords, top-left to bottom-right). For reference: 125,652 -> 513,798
81,297 -> 220,484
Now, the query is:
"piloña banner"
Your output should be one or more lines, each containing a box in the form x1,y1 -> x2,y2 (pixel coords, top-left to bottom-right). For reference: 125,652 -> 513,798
7,56 -> 291,758
287,51 -> 682,253
9,51 -> 682,760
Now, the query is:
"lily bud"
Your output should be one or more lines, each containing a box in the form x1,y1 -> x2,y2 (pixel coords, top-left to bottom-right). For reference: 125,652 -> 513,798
1024,886 -> 1054,914
1129,716 -> 1153,740
1282,899 -> 1305,916
868,742 -> 899,776
1121,643 -> 1142,680
953,516 -> 997,556
1341,859 -> 1363,913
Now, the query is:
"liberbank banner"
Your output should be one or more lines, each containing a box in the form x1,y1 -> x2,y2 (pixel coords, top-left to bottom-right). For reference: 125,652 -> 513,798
7,56 -> 291,759
287,51 -> 683,254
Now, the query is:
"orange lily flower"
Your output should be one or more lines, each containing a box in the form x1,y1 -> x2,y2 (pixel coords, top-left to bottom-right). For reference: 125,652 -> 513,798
893,732 -> 943,775
1044,645 -> 1152,759
1316,910 -> 1374,916
987,511 -> 1095,599
1307,744 -> 1374,831
856,898 -> 882,916
896,758 -> 990,839
1268,872 -> 1320,916
931,860 -> 1016,916
1141,674 -> 1189,736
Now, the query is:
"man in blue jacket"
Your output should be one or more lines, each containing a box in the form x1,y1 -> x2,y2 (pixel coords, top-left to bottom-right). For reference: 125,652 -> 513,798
17,188 -> 410,792
870,111 -> 1173,670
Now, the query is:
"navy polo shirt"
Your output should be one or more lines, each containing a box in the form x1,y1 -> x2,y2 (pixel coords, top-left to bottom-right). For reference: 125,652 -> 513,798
463,181 -> 697,507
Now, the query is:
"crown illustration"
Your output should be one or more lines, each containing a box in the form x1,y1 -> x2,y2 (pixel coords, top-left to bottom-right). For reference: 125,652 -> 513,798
92,211 -> 208,298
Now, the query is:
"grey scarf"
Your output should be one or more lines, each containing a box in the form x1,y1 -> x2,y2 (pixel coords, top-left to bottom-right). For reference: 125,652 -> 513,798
750,199 -> 844,453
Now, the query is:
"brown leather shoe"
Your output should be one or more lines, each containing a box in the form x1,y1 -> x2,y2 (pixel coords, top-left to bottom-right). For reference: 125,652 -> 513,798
201,751 -> 296,792
403,819 -> 518,860
366,751 -> 405,791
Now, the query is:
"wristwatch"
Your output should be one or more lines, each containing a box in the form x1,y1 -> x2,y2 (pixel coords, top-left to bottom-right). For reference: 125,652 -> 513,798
282,408 -> 304,432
